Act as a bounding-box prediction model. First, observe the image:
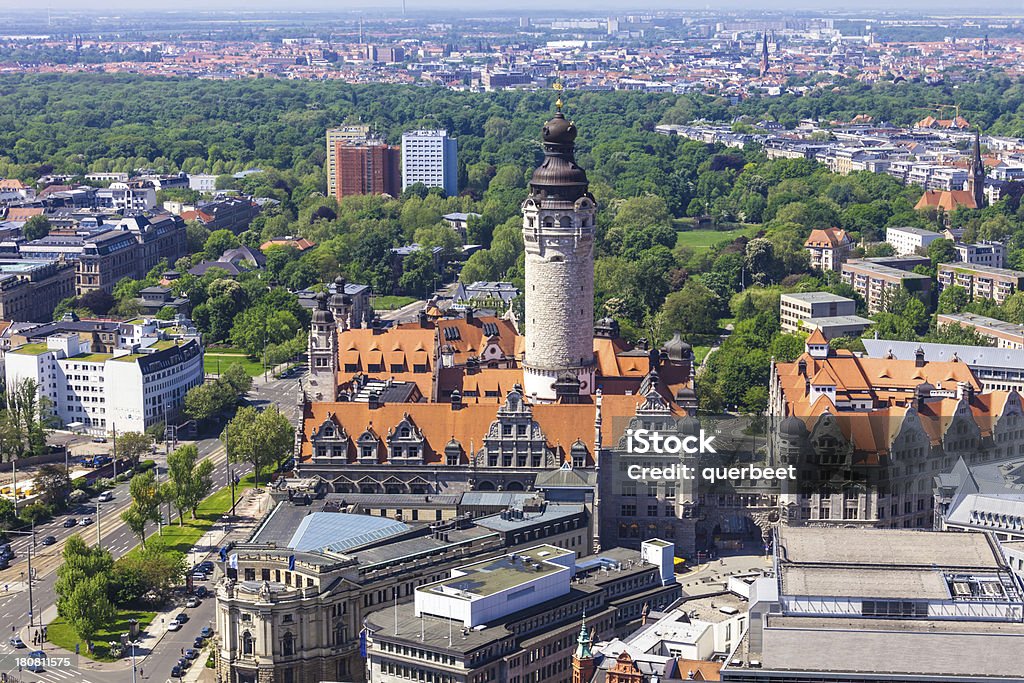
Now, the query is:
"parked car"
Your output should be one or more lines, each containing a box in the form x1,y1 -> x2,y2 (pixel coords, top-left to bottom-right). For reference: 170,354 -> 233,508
79,517 -> 93,526
9,635 -> 25,648
193,636 -> 205,649
185,597 -> 200,608
191,571 -> 207,582
175,612 -> 189,624
197,560 -> 214,574
178,657 -> 192,670
167,621 -> 182,632
41,536 -> 57,546
63,518 -> 77,528
0,557 -> 9,570
195,586 -> 209,598
184,648 -> 198,660
200,626 -> 214,639
91,436 -> 107,443
170,664 -> 183,678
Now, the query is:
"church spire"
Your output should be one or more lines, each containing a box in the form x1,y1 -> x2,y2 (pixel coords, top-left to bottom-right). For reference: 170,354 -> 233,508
760,32 -> 770,77
572,613 -> 596,683
969,128 -> 985,209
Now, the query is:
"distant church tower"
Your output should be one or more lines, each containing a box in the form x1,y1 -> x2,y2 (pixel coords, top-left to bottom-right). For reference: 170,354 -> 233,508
522,89 -> 597,402
571,616 -> 595,683
307,292 -> 338,401
969,129 -> 985,209
759,32 -> 770,77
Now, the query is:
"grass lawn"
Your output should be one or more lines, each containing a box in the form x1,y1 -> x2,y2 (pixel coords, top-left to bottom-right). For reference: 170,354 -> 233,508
48,609 -> 156,662
692,346 -> 712,365
675,225 -> 761,250
204,353 -> 265,378
373,295 -> 417,310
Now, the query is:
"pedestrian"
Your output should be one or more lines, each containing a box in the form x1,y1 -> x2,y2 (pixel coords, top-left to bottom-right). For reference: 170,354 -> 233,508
139,668 -> 143,678
181,647 -> 184,655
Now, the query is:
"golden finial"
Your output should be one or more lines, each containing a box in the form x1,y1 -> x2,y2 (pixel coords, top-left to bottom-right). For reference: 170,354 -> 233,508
553,81 -> 564,113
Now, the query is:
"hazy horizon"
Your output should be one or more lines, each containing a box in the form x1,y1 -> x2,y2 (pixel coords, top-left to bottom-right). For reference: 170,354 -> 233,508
10,1 -> 1024,15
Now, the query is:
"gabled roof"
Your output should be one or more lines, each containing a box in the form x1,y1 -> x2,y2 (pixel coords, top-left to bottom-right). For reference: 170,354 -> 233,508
915,189 -> 978,211
804,227 -> 850,249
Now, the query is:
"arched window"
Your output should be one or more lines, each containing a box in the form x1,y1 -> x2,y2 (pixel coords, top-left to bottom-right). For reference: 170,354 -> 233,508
282,632 -> 294,657
242,631 -> 254,655
542,217 -> 554,228
559,215 -> 572,228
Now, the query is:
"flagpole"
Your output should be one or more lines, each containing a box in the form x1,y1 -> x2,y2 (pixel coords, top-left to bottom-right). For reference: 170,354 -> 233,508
394,586 -> 398,635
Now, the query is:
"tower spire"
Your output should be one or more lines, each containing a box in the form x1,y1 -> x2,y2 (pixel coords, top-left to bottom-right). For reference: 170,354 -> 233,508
969,128 -> 985,209
572,612 -> 595,683
760,32 -> 770,78
521,91 -> 597,402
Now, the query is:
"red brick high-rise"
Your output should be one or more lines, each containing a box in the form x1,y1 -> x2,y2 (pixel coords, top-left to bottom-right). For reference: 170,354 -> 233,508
331,141 -> 401,200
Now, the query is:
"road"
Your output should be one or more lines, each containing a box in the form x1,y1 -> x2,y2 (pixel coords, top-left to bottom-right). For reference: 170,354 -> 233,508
0,370 -> 302,683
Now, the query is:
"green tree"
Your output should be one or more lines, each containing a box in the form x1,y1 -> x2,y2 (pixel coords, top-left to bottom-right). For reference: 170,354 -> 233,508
928,238 -> 958,266
204,229 -> 239,259
114,431 -> 152,470
63,574 -> 116,650
184,380 -> 237,422
22,214 -> 51,241
937,285 -> 970,314
658,279 -> 722,338
34,464 -> 70,508
56,536 -> 114,650
113,548 -> 186,603
223,405 -> 293,490
221,363 -> 253,395
121,470 -> 163,548
165,444 -> 215,523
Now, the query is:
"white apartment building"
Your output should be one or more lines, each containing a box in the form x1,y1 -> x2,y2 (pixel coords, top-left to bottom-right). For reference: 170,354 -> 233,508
885,225 -> 943,256
955,240 -> 1005,268
401,129 -> 458,197
5,322 -> 204,433
188,174 -> 218,193
98,181 -> 157,214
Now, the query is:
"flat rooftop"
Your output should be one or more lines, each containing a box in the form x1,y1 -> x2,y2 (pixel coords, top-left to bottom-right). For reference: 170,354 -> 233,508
939,262 -> 1024,278
780,291 -> 854,304
887,225 -> 942,237
937,312 -> 1024,336
842,260 -> 932,279
802,315 -> 873,328
782,565 -> 951,600
0,259 -> 54,273
778,527 -> 1000,570
424,545 -> 572,599
755,623 -> 1024,678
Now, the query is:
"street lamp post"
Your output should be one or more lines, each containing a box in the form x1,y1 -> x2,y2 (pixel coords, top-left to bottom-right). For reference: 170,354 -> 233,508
129,639 -> 141,683
96,500 -> 102,550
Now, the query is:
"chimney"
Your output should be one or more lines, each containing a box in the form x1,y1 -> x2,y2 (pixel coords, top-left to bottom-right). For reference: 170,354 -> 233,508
368,390 -> 382,409
418,310 -> 429,327
464,307 -> 474,323
797,358 -> 807,376
915,346 -> 926,367
451,390 -> 463,410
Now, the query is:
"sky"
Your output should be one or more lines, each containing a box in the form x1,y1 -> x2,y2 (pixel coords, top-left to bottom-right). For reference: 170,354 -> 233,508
17,1 -> 1023,13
